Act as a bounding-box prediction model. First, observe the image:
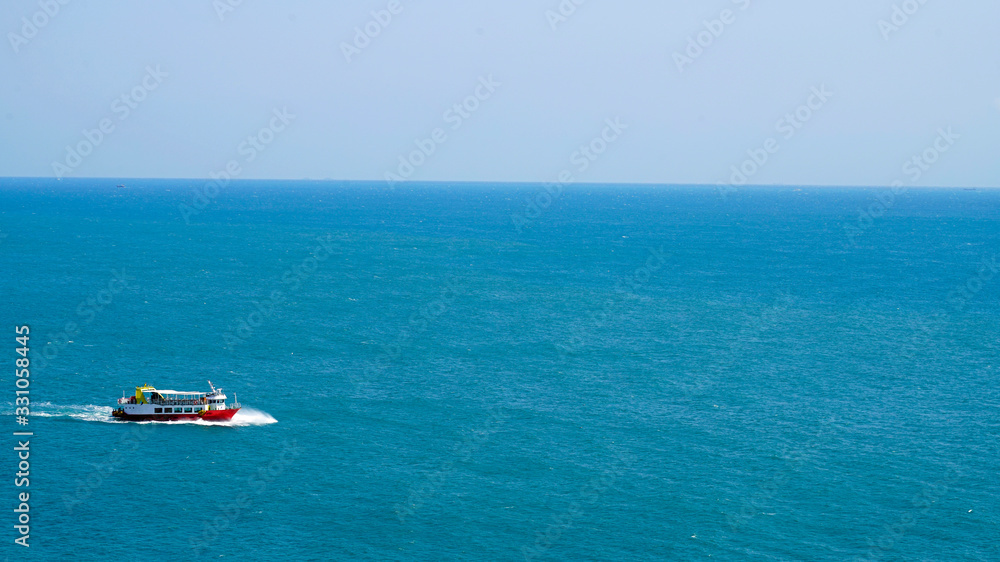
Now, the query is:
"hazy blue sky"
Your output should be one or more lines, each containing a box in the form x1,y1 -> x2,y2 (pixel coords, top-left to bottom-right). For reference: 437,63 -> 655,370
2,0 -> 998,186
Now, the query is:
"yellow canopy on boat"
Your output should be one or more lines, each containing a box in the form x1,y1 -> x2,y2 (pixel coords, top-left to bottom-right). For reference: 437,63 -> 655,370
135,384 -> 153,404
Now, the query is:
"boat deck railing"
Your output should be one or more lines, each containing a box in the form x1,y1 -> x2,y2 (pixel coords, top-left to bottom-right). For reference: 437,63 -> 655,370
149,399 -> 204,406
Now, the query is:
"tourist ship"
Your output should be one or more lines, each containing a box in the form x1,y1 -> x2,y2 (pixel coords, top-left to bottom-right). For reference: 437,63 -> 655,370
111,381 -> 241,422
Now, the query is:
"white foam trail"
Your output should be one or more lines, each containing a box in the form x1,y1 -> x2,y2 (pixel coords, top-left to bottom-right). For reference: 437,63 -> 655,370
222,408 -> 278,426
31,402 -> 116,423
24,402 -> 277,426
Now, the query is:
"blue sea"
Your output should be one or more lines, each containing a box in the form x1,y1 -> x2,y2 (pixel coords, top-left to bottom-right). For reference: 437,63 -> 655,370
1,178 -> 998,560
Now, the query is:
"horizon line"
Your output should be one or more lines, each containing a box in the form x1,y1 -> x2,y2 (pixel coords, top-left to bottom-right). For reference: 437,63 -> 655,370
1,176 -> 997,190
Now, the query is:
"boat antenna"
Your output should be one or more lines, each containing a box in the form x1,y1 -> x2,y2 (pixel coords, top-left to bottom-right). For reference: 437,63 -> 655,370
208,380 -> 216,393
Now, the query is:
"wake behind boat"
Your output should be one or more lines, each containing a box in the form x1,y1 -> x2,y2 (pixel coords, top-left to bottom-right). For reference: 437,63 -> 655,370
111,381 -> 241,422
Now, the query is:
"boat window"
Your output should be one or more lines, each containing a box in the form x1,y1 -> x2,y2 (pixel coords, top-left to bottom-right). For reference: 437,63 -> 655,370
185,408 -> 192,413
154,408 -> 162,413
165,408 -> 172,413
